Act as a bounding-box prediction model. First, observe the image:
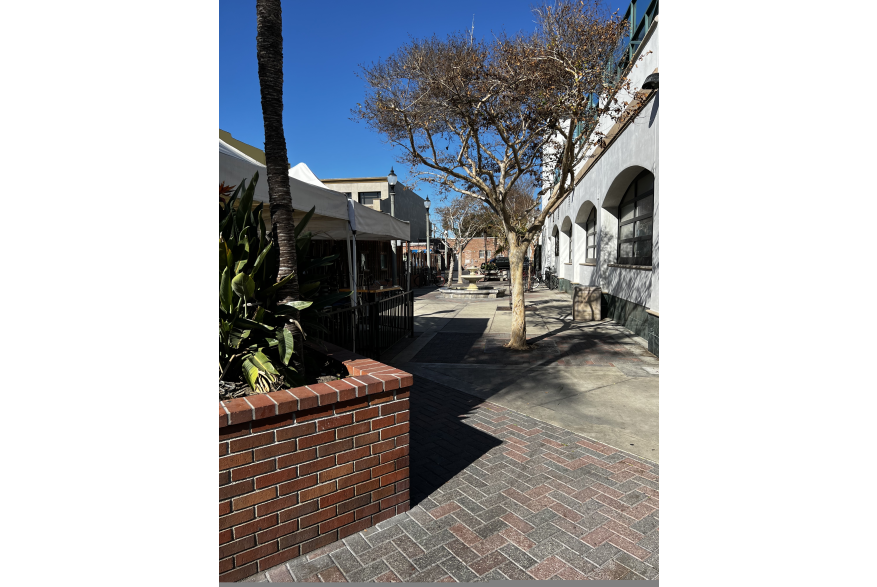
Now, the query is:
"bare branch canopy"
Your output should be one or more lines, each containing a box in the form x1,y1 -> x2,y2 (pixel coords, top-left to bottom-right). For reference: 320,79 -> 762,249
354,0 -> 635,349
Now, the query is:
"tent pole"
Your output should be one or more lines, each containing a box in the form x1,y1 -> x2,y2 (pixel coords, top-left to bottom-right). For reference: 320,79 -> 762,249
345,231 -> 355,306
352,235 -> 358,306
351,233 -> 358,355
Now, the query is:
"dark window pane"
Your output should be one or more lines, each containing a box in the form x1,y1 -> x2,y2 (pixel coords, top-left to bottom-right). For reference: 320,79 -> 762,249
620,223 -> 634,240
637,174 -> 654,196
358,191 -> 381,205
621,202 -> 635,222
634,239 -> 652,258
587,234 -> 595,247
637,195 -> 653,217
636,217 -> 652,237
620,242 -> 633,257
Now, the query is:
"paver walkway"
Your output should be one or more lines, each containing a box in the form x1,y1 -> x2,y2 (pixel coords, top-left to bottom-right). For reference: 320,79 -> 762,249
242,283 -> 658,582
244,381 -> 658,582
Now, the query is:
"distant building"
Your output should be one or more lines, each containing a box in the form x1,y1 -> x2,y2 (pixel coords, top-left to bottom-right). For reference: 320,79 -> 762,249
446,237 -> 501,269
319,177 -> 427,242
219,130 -> 415,287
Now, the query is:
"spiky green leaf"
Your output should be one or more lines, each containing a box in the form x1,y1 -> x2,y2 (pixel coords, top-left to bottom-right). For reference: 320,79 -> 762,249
294,206 -> 316,238
220,267 -> 232,313
252,351 -> 279,376
277,328 -> 295,365
231,272 -> 255,299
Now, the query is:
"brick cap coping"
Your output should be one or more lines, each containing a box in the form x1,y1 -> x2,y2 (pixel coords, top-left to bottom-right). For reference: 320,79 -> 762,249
219,342 -> 412,428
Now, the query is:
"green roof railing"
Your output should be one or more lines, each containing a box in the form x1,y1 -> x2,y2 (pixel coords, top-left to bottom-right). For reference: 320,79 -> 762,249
610,0 -> 659,82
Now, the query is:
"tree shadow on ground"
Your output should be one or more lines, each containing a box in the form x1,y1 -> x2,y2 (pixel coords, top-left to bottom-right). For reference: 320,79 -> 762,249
411,286 -> 440,299
409,378 -> 502,506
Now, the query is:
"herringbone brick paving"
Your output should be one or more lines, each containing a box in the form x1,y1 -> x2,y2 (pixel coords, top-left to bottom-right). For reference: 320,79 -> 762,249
245,377 -> 658,581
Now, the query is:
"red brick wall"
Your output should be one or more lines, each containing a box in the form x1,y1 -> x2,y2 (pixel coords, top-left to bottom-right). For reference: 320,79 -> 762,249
446,237 -> 536,269
219,356 -> 412,582
446,237 -> 501,268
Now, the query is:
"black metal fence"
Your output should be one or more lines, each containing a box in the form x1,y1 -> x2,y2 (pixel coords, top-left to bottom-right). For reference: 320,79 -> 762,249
314,291 -> 414,360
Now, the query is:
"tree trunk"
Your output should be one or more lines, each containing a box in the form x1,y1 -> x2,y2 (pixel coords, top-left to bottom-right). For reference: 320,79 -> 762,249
456,246 -> 465,283
256,0 -> 304,374
447,253 -> 455,286
506,237 -> 531,350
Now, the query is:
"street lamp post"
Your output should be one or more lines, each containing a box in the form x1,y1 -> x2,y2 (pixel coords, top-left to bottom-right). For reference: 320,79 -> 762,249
433,226 -> 441,271
387,167 -> 398,285
424,196 -> 431,271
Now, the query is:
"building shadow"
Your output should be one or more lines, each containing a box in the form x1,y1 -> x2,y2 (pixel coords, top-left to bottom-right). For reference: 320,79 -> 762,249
409,377 -> 503,506
409,330 -> 488,362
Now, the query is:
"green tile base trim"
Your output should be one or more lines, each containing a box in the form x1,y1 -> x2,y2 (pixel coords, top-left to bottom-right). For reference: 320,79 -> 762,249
646,314 -> 661,357
600,293 -> 659,357
557,278 -> 580,295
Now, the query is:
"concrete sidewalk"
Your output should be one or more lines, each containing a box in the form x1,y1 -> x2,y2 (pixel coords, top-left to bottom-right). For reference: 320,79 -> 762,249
388,286 -> 658,462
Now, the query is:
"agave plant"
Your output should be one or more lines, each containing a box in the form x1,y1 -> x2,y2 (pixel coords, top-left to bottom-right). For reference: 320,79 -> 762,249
219,172 -> 349,394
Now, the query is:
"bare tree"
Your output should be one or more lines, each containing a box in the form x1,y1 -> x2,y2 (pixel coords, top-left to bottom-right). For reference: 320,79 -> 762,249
355,0 -> 638,349
436,197 -> 490,284
256,0 -> 304,371
482,179 -> 541,248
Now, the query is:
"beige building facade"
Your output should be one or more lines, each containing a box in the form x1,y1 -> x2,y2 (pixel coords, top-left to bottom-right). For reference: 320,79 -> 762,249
320,177 -> 428,242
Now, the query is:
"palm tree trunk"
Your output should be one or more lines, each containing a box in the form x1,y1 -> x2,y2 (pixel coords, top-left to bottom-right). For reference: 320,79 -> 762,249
256,0 -> 304,375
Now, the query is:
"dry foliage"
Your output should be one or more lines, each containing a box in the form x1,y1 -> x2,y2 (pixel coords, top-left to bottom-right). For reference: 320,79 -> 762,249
435,196 -> 491,281
353,0 -> 632,241
354,0 -> 639,348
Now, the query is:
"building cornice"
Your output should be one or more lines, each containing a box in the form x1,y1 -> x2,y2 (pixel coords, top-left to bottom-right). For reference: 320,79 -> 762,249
544,84 -> 656,220
543,18 -> 659,220
320,177 -> 388,183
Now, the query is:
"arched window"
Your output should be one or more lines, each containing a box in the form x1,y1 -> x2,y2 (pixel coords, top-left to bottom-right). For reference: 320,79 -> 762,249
617,171 -> 654,266
568,231 -> 573,263
561,221 -> 573,264
586,208 -> 596,262
553,227 -> 559,257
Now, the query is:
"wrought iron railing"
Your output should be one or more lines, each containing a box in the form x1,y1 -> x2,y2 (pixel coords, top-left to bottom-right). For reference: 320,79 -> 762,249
612,0 -> 659,81
313,291 -> 414,360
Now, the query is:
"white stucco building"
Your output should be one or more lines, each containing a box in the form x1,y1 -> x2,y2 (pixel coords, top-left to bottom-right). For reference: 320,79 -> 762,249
541,0 -> 659,354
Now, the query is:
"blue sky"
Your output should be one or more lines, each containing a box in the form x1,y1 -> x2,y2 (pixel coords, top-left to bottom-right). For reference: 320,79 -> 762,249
219,0 -> 631,220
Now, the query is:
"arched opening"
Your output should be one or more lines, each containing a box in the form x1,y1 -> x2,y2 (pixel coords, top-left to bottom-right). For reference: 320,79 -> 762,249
575,201 -> 597,264
616,170 -> 654,266
560,217 -> 573,266
551,225 -> 560,269
601,165 -> 652,266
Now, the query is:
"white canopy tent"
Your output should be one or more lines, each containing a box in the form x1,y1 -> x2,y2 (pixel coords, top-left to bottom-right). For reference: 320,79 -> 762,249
220,138 -> 410,307
219,139 -> 409,242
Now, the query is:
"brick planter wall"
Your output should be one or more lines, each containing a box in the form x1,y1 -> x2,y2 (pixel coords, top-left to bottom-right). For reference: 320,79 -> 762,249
219,351 -> 412,582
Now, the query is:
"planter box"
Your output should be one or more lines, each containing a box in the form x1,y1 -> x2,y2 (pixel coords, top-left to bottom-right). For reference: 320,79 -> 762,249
573,286 -> 602,321
219,345 -> 412,582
